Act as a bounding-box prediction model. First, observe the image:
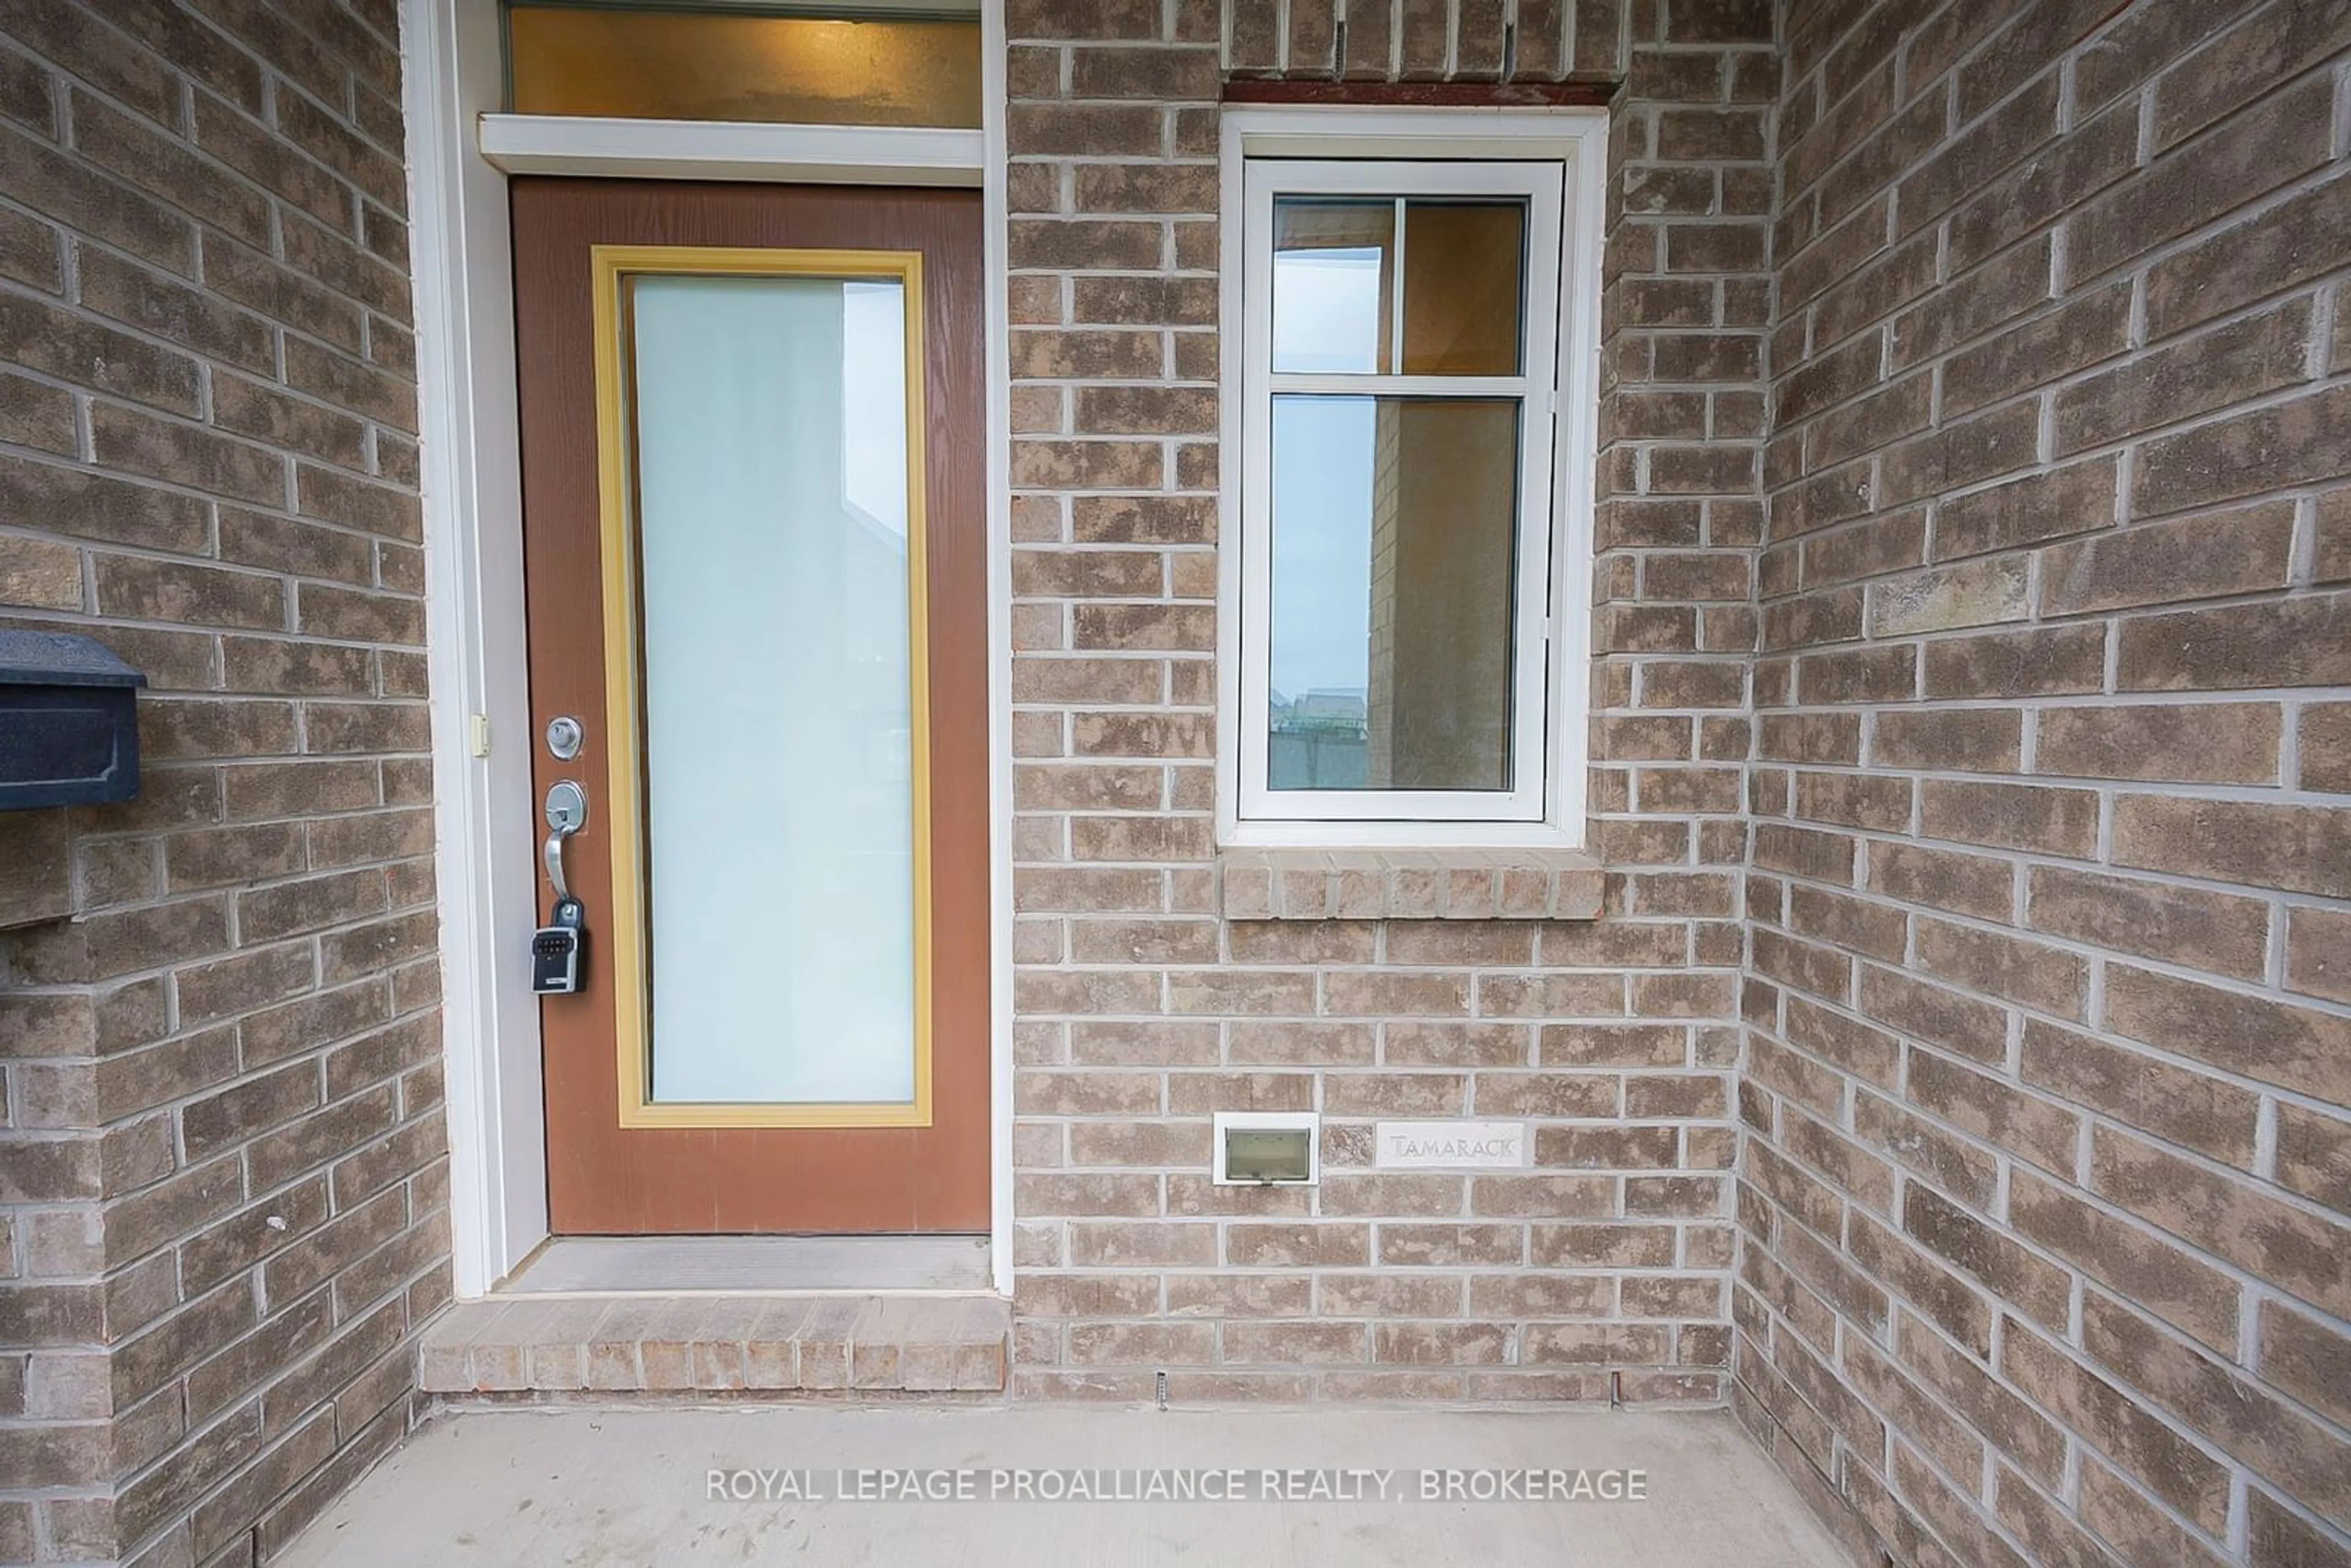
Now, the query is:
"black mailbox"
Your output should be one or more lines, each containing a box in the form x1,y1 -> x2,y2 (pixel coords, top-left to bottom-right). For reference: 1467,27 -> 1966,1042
0,630 -> 146,810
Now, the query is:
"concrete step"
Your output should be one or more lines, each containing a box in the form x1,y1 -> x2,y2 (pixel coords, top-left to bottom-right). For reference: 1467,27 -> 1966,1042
419,1293 -> 1010,1397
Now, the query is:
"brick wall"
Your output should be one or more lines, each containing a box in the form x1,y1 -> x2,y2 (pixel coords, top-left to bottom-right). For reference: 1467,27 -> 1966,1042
1000,0 -> 1772,1400
9,0 -> 2347,1559
1738,0 -> 2351,1563
0,3 -> 445,1562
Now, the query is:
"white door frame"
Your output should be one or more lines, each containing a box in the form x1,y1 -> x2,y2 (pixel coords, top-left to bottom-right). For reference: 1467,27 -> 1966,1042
397,0 -> 1016,1297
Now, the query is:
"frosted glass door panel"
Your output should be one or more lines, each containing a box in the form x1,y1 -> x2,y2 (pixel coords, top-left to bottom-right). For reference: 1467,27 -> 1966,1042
628,274 -> 916,1105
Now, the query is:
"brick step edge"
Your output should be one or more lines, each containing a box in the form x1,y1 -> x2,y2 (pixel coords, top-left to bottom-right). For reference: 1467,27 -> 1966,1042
419,1294 -> 1010,1395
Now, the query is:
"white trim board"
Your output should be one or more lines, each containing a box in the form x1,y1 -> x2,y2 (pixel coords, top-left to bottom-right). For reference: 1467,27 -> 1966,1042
479,114 -> 986,187
978,0 -> 1016,1301
403,0 -> 547,1299
1214,106 -> 1609,855
1234,157 -> 1565,830
399,0 -> 1013,1300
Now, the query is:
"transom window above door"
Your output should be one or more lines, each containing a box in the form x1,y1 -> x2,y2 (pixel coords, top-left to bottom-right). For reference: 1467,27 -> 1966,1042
502,1 -> 982,128
1227,137 -> 1603,850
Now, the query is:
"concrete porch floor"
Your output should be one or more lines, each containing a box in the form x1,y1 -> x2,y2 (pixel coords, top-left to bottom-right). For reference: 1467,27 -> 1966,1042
275,1404 -> 1852,1566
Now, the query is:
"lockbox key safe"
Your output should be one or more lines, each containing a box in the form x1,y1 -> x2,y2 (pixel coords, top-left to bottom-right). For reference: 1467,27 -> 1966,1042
532,897 -> 587,996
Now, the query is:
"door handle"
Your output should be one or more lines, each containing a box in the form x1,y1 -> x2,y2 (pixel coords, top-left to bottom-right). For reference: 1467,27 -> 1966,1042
543,779 -> 588,905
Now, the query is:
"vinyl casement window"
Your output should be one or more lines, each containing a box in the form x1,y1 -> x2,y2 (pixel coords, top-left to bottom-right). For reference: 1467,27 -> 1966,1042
1223,114 -> 1602,850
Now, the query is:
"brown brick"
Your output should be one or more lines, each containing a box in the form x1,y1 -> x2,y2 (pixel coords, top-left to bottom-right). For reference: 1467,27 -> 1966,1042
1067,45 -> 1217,99
1872,708 -> 2022,772
2113,794 -> 2351,898
1324,972 -> 1468,1017
1006,0 -> 1161,40
2026,865 -> 2270,980
1225,1225 -> 1368,1268
1919,778 -> 2098,857
0,116 -> 192,274
2083,1292 -> 2351,1531
1892,67 -> 2056,230
0,534 -> 82,609
1915,918 -> 2085,1019
1932,457 -> 2117,560
90,402 -> 286,506
2055,296 -> 2314,455
1883,407 -> 2044,518
1922,623 -> 2106,699
2137,386 -> 2351,517
2259,1298 -> 2351,1432
2094,1128 -> 2350,1319
2145,167 -> 2351,339
2299,701 -> 2351,793
2020,1018 -> 2258,1166
2152,0 -> 2347,143
1796,512 -> 1927,592
20,2 -> 2351,1551
1567,0 -> 1629,78
0,290 -> 203,421
1868,842 -> 2012,923
1007,219 -> 1163,272
1888,219 -> 2046,356
2074,1452 -> 2232,1568
2001,1318 -> 2231,1531
1908,1048 -> 2077,1176
2071,0 -> 2259,112
1068,1221 -> 1215,1268
2109,964 -> 2351,1105
2069,72 -> 2330,285
1794,643 -> 1914,703
2249,1489 -> 2351,1568
214,373 -> 372,470
1854,1091 -> 1997,1205
2287,906 -> 2351,1007
1866,555 -> 2028,636
1377,1225 -> 1524,1267
1284,0 -> 1337,73
1070,603 -> 1209,654
1076,161 -> 1220,217
1894,1310 -> 2068,1487
2012,1171 -> 2248,1354
2044,503 -> 2297,617
1656,107 -> 1768,162
1009,328 -> 1161,380
1945,285 -> 2132,419
2035,702 -> 2282,784
1757,711 -> 1861,764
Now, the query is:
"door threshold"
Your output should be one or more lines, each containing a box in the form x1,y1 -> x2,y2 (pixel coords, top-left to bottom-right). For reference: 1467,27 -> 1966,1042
500,1234 -> 991,1295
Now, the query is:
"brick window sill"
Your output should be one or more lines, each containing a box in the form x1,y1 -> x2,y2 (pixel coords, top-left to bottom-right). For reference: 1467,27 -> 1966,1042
1216,847 -> 1604,922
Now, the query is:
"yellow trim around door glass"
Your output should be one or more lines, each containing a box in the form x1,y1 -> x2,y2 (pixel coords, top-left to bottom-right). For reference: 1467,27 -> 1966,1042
590,243 -> 934,1130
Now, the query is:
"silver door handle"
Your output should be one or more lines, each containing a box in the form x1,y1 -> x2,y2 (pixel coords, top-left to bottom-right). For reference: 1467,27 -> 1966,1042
543,780 -> 588,905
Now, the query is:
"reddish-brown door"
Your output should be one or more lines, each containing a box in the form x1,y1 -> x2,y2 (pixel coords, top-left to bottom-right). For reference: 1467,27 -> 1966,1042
511,178 -> 988,1234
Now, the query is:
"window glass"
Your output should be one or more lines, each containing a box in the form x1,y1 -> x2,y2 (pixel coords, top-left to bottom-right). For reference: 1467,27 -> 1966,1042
1270,199 -> 1394,373
1401,201 -> 1525,375
1267,395 -> 1520,792
507,4 -> 983,129
1241,151 -> 1578,834
628,274 -> 918,1105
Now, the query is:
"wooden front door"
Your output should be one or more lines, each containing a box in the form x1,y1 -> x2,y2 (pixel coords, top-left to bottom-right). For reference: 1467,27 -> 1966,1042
512,178 -> 988,1234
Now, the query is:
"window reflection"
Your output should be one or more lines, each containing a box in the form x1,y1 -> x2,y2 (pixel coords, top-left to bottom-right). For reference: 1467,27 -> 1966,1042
1267,396 -> 1520,792
1271,200 -> 1394,373
508,6 -> 983,128
839,280 -> 907,539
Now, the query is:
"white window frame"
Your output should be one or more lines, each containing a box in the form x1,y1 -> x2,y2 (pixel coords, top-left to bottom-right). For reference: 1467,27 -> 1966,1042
1217,108 -> 1607,851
